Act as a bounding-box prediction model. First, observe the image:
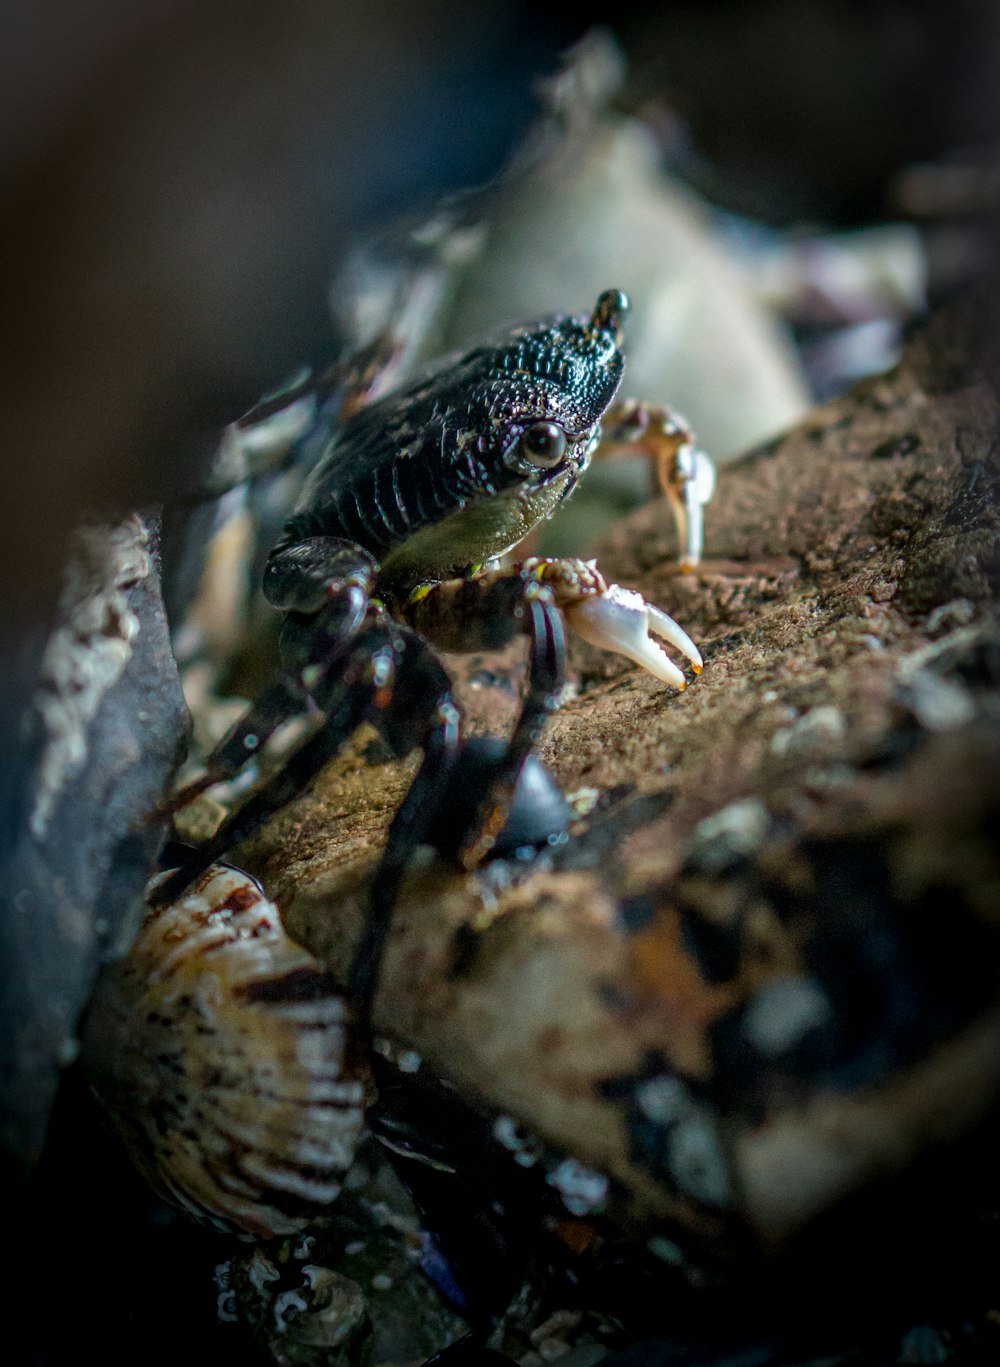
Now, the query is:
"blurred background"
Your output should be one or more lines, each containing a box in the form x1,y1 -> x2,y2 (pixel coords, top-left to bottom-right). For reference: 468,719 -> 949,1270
2,1 -> 998,1361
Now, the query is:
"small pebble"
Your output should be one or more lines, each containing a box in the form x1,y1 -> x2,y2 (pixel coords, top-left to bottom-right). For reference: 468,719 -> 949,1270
900,1325 -> 949,1364
743,976 -> 833,1056
689,797 -> 770,871
667,1112 -> 732,1208
647,1235 -> 686,1265
770,705 -> 846,757
546,1158 -> 609,1215
899,670 -> 975,732
926,598 -> 975,635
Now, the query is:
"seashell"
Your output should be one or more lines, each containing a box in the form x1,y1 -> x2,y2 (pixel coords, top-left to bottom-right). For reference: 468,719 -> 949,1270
83,864 -> 368,1240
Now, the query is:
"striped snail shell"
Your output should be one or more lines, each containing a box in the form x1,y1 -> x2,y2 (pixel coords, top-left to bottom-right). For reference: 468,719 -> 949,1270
84,864 -> 367,1240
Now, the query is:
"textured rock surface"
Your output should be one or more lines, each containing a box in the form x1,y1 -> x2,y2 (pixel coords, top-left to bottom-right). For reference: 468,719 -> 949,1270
0,516 -> 189,1182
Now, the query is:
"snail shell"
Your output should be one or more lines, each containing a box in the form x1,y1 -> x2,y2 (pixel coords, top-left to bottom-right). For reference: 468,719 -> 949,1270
84,864 -> 367,1239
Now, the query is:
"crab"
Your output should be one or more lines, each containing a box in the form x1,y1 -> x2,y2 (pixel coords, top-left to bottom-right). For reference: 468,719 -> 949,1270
153,289 -> 713,1016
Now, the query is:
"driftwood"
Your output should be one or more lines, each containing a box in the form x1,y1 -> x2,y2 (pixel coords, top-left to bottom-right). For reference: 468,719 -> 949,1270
227,283 -> 1000,1267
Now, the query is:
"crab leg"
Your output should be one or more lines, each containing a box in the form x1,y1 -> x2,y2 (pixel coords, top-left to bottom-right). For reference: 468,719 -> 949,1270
404,560 -> 702,692
598,399 -> 716,570
666,440 -> 716,571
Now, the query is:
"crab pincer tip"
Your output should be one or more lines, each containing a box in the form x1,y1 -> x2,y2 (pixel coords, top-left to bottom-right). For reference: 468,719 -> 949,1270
565,585 -> 698,689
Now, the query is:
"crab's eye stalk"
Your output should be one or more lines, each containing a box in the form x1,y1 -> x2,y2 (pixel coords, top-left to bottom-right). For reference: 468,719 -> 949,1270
519,421 -> 567,469
592,289 -> 630,341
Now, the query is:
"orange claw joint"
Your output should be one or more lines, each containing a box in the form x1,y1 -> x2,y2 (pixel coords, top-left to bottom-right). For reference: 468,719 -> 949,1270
565,584 -> 703,689
663,441 -> 716,572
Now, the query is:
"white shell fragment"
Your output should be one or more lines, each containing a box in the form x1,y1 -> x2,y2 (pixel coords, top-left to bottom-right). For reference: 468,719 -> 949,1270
546,1157 -> 609,1216
565,583 -> 703,688
83,865 -> 367,1240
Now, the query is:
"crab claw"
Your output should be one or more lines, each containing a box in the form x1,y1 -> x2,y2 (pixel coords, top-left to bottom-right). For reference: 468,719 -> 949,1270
565,583 -> 703,688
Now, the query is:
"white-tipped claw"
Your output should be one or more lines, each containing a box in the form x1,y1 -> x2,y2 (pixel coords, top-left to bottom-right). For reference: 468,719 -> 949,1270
646,602 -> 703,672
565,584 -> 702,688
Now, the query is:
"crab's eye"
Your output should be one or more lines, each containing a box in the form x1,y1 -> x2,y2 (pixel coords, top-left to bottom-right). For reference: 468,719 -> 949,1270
518,421 -> 567,469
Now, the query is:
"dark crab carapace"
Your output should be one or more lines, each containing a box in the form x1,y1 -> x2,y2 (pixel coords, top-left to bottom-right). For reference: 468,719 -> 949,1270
155,290 -> 707,1014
